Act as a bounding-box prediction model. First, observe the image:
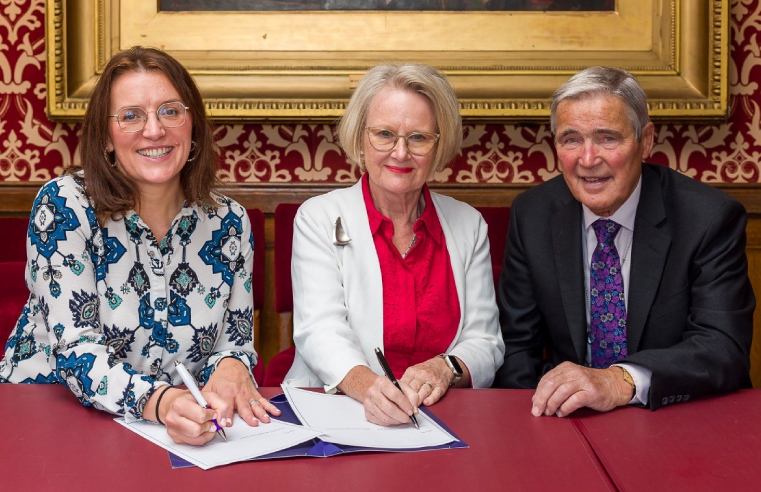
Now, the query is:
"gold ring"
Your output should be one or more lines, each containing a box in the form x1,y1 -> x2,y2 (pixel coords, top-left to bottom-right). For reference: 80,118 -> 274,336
249,398 -> 260,406
421,381 -> 433,391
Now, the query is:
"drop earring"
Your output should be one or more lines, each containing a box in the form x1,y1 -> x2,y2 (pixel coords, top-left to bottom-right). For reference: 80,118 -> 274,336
186,141 -> 197,162
103,149 -> 116,168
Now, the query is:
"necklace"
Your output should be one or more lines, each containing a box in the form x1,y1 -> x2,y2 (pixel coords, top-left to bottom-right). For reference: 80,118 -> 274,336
401,202 -> 423,259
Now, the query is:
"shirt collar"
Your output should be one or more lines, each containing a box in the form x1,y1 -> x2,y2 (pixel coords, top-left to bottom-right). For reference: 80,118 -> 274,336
186,200 -> 205,223
582,175 -> 642,232
360,174 -> 443,244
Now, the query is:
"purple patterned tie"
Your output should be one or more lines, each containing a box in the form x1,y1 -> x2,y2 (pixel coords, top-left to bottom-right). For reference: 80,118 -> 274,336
589,219 -> 627,368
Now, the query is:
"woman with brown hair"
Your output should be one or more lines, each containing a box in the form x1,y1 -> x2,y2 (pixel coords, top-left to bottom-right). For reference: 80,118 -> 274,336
0,46 -> 278,445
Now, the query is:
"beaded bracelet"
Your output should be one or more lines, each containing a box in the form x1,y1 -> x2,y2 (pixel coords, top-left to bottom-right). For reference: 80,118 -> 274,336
155,386 -> 173,425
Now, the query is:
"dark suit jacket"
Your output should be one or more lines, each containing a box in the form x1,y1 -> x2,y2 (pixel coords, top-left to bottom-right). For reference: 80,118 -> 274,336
494,164 -> 755,409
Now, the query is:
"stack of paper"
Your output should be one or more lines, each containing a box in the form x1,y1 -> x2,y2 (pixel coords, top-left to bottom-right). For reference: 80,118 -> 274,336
116,415 -> 322,470
282,385 -> 457,449
116,387 -> 464,470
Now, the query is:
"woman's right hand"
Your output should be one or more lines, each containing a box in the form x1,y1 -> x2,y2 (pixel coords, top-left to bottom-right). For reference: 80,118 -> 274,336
339,366 -> 421,427
158,388 -> 233,446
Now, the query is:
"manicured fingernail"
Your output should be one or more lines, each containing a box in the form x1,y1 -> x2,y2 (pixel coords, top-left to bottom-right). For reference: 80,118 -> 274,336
413,407 -> 419,415
212,413 -> 218,420
531,405 -> 541,417
544,408 -> 553,416
225,418 -> 232,426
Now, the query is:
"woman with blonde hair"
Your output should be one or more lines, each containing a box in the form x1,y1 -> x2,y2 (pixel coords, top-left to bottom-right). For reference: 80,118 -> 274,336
285,63 -> 504,425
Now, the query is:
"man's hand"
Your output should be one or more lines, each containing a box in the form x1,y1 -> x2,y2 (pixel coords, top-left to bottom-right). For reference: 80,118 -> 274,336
531,362 -> 633,417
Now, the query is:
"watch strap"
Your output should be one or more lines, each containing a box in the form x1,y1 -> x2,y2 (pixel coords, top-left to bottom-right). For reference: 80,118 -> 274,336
618,366 -> 636,399
437,354 -> 462,386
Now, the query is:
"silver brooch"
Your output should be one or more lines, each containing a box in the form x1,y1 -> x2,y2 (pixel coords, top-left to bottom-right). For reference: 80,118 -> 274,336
333,217 -> 351,246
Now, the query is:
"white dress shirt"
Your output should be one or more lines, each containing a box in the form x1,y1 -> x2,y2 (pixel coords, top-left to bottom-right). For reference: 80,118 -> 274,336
581,177 -> 652,405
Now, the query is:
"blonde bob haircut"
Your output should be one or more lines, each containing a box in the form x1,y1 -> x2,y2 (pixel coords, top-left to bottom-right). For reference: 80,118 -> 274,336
337,63 -> 462,179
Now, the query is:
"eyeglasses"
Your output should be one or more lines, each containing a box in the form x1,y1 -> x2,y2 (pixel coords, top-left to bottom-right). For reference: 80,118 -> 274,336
109,101 -> 189,133
365,127 -> 440,156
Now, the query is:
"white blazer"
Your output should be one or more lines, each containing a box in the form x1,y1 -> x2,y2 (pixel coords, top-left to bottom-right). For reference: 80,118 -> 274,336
284,180 -> 505,392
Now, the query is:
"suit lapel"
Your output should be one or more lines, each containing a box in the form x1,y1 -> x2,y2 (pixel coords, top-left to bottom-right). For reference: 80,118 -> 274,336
552,198 -> 588,364
627,166 -> 671,353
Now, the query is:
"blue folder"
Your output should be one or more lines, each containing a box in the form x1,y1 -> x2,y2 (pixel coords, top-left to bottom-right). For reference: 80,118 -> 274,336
169,393 -> 468,468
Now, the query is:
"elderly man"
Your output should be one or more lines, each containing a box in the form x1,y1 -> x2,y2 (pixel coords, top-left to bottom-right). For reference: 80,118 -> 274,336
494,66 -> 755,417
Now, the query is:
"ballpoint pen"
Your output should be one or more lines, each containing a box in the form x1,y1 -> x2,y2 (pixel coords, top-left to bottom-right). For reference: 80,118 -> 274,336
174,360 -> 228,442
374,347 -> 420,430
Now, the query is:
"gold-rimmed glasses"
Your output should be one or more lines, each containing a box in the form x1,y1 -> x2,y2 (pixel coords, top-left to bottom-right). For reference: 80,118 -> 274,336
365,127 -> 440,156
109,101 -> 189,133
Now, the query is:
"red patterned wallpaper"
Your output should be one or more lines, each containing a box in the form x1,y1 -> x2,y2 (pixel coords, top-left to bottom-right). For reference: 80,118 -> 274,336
1,0 -> 760,185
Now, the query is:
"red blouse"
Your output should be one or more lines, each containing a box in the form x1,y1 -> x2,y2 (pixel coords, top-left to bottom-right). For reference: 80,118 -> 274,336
362,175 -> 461,379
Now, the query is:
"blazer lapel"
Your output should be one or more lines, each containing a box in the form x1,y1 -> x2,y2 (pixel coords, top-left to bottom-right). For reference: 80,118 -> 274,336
340,181 -> 386,369
627,167 -> 671,353
552,199 -> 588,364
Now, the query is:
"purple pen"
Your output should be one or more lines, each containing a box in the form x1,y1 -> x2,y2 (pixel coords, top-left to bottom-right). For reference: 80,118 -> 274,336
174,360 -> 227,442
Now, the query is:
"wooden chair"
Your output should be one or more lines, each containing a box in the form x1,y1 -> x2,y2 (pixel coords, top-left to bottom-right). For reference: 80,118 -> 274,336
273,203 -> 301,352
246,209 -> 266,385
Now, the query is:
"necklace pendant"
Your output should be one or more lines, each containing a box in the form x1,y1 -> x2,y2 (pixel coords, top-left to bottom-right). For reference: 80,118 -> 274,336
401,234 -> 417,259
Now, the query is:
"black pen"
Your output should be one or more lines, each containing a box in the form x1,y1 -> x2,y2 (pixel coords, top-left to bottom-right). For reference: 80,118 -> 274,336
374,347 -> 420,429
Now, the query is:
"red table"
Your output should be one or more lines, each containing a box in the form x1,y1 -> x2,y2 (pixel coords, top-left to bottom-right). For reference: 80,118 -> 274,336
573,389 -> 761,492
0,385 -> 612,492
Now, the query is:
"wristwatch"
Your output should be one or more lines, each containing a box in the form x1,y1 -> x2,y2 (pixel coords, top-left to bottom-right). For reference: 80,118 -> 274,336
618,366 -> 636,399
437,354 -> 463,386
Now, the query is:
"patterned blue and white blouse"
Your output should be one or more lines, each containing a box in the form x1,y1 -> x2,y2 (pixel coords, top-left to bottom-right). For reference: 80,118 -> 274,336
0,174 -> 257,420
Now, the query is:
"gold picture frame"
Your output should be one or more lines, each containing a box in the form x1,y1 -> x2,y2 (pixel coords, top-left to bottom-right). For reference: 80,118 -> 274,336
46,0 -> 728,122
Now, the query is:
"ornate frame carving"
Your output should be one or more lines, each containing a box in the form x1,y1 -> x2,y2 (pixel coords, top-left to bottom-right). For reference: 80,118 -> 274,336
46,0 -> 728,122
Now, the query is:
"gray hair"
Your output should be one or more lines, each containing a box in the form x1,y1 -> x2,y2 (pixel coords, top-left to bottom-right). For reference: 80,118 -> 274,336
337,63 -> 462,178
550,66 -> 650,141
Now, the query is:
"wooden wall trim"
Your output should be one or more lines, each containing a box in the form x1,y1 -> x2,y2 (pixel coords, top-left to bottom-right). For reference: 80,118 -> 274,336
2,181 -> 761,215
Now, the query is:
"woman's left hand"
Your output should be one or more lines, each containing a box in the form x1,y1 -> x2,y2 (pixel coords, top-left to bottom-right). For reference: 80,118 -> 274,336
400,357 -> 455,407
203,358 -> 281,426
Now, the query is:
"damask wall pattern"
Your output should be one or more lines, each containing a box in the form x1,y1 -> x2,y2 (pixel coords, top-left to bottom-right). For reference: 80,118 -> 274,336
2,0 -> 761,185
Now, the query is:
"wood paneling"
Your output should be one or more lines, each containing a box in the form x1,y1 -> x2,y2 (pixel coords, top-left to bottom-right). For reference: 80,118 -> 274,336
4,181 -> 761,215
3,182 -> 760,385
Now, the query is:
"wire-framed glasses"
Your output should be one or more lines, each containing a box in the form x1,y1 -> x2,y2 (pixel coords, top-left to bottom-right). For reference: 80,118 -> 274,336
109,101 -> 189,133
365,127 -> 440,156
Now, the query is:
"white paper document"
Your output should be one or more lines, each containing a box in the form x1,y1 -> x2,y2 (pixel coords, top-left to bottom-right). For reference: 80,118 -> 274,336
116,415 -> 322,470
282,385 -> 457,449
